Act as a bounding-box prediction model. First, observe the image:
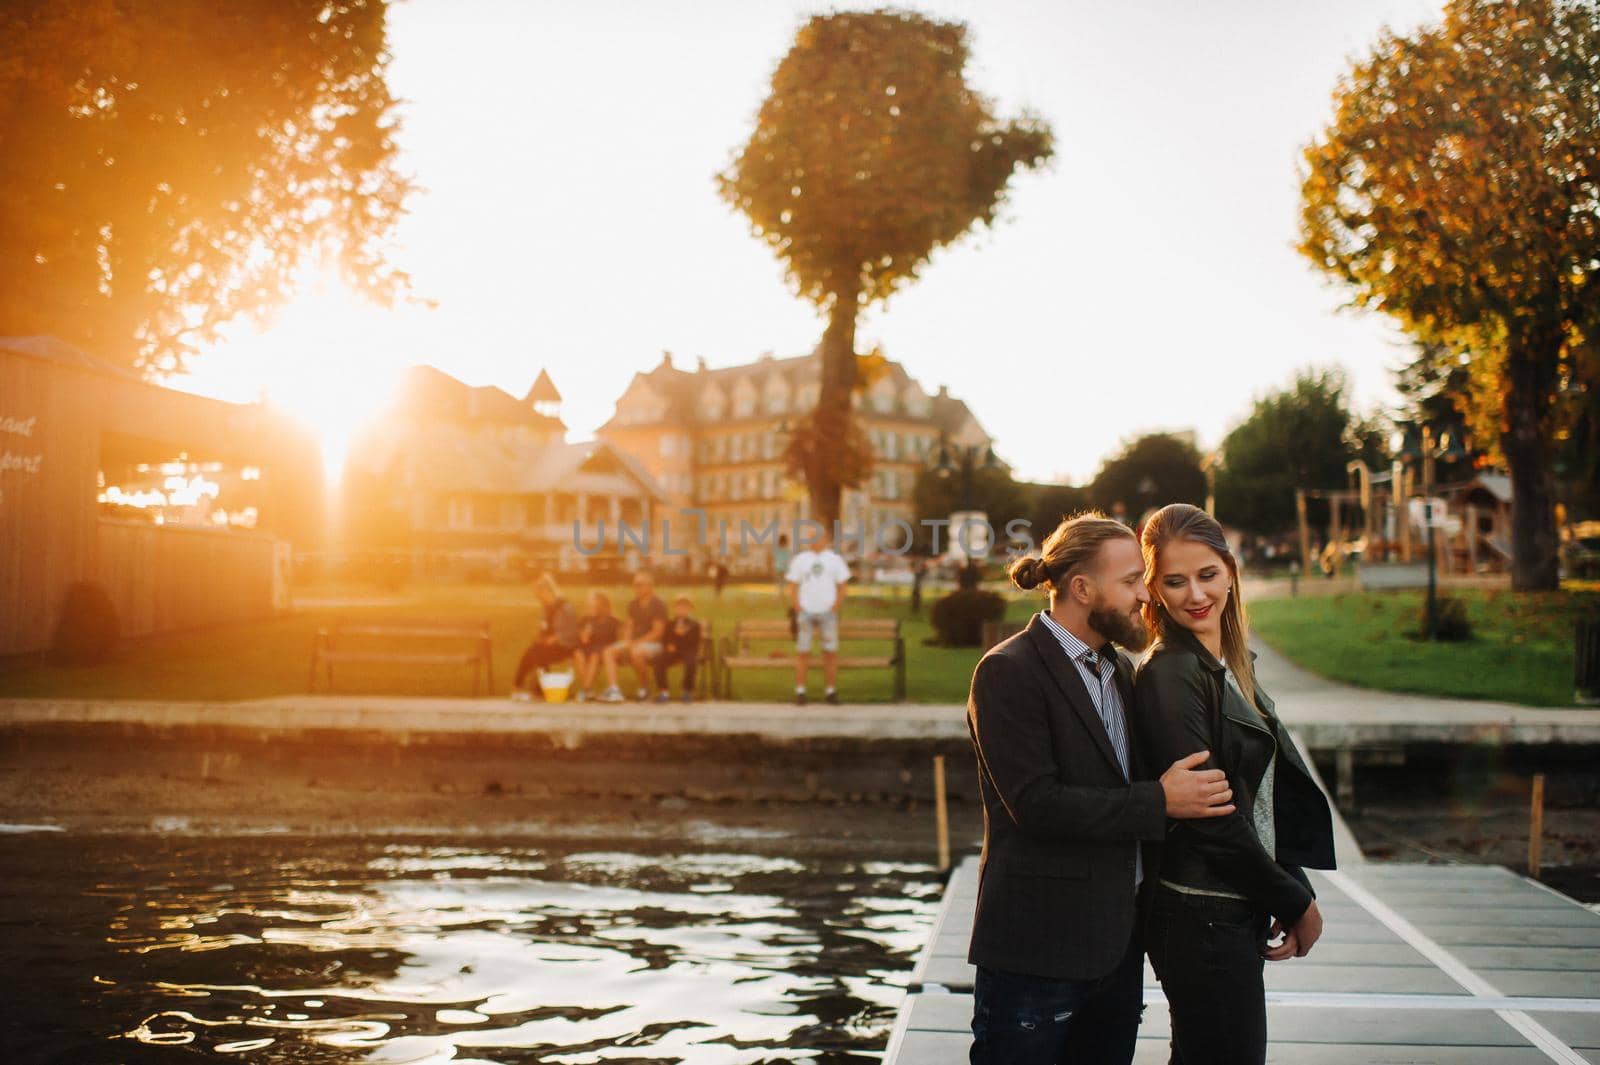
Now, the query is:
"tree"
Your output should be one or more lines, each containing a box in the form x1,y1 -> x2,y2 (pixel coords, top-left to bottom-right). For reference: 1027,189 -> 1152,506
1299,0 -> 1600,589
1214,368 -> 1382,536
1088,433 -> 1207,522
1020,482 -> 1091,545
0,0 -> 414,374
1393,342 -> 1481,485
718,10 -> 1052,527
911,462 -> 1028,554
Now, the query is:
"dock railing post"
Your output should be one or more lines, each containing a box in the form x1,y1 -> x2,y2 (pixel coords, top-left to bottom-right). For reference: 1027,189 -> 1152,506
1529,772 -> 1545,878
1335,747 -> 1355,810
933,754 -> 951,873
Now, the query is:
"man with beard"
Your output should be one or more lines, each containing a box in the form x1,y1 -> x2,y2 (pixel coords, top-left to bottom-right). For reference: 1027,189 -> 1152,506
966,512 -> 1235,1065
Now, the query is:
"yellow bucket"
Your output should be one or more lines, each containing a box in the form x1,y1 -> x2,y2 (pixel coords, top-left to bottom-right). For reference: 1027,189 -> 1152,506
539,668 -> 574,704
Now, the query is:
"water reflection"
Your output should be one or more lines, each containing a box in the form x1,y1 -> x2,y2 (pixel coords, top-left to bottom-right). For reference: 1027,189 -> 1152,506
1,836 -> 939,1064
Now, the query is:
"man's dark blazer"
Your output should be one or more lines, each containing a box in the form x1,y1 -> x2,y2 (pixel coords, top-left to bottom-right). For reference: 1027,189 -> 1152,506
966,612 -> 1168,981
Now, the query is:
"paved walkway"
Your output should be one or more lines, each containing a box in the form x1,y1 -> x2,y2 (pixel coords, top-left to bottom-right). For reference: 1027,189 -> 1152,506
889,856 -> 1600,1064
3,633 -> 1596,748
1250,639 -> 1600,747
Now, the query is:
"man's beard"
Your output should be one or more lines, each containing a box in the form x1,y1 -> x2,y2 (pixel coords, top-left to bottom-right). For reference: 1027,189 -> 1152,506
1088,601 -> 1149,652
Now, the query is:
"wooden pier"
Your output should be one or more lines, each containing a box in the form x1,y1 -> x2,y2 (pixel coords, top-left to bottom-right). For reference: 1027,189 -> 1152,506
887,856 -> 1600,1064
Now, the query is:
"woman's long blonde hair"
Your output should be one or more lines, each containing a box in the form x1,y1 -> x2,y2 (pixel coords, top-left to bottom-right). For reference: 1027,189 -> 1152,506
1139,504 -> 1256,705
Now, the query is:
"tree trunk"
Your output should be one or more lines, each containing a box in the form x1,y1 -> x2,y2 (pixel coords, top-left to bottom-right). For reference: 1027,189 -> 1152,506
807,277 -> 861,530
1501,334 -> 1561,591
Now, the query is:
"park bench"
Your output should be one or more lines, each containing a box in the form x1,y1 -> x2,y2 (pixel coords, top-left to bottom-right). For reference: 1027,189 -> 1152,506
717,617 -> 905,701
309,618 -> 494,694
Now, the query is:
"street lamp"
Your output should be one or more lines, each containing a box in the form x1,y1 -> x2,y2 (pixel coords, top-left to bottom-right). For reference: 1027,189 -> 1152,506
1394,425 -> 1468,640
933,441 -> 1000,589
935,441 -> 999,510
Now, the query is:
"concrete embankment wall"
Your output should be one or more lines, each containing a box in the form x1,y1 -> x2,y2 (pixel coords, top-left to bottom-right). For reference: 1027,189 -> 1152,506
0,703 -> 988,841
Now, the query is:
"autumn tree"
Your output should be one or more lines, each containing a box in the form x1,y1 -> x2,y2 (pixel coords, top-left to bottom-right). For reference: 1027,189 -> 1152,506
0,0 -> 413,374
718,10 -> 1052,527
1393,342 -> 1481,484
1299,0 -> 1600,589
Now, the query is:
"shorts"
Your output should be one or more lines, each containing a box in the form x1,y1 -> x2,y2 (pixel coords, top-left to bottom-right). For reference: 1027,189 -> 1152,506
794,611 -> 838,653
628,640 -> 664,658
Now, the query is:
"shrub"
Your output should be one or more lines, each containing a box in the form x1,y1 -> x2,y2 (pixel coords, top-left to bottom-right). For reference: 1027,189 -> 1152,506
1417,596 -> 1473,641
51,581 -> 119,665
930,588 -> 1007,647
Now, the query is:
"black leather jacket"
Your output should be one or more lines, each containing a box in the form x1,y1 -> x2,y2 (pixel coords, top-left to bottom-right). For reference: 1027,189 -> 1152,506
1131,616 -> 1335,925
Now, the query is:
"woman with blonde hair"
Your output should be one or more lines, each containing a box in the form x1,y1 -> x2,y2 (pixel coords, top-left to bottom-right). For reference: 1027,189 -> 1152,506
511,573 -> 578,700
1131,503 -> 1335,1065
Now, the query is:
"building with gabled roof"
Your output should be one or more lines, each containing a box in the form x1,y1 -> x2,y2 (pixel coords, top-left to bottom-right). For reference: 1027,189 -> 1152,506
598,349 -> 997,571
344,364 -> 661,576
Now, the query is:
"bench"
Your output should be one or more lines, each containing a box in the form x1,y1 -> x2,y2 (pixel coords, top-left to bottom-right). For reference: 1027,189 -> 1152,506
717,617 -> 905,701
309,619 -> 494,694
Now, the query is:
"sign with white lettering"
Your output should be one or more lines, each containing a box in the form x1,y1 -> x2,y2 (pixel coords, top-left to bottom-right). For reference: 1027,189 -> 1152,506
0,412 -> 44,504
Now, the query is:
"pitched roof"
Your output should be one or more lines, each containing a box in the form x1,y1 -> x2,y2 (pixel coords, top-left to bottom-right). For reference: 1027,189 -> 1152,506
395,364 -> 565,431
930,386 -> 980,437
525,368 -> 561,404
598,347 -> 966,431
370,429 -> 660,499
0,335 -> 143,382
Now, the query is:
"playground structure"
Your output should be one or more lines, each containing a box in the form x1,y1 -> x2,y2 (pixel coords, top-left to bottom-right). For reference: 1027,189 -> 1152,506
1296,461 -> 1513,579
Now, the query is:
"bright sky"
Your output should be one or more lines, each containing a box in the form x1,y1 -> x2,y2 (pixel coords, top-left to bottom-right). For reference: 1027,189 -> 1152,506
182,0 -> 1444,484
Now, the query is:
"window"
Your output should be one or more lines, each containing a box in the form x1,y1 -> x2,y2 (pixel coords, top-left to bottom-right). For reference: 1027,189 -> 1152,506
765,382 -> 788,414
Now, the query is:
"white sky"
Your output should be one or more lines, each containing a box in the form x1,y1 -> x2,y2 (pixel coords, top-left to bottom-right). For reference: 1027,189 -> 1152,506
182,0 -> 1444,484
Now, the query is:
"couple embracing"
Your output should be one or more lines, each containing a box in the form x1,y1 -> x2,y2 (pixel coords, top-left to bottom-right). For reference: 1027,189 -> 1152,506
966,505 -> 1336,1065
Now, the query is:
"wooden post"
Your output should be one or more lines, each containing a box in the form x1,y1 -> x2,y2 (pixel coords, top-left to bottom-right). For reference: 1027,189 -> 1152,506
1296,489 -> 1311,578
934,754 -> 951,873
1529,773 -> 1545,878
1396,465 -> 1413,562
1335,747 -> 1355,810
1466,504 -> 1479,573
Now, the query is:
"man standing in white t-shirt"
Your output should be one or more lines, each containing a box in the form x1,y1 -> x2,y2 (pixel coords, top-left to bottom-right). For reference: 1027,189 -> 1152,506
784,526 -> 851,705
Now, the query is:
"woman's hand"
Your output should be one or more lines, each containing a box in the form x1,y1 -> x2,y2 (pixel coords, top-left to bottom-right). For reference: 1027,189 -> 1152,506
1262,918 -> 1297,961
1292,899 -> 1323,956
1263,899 -> 1323,960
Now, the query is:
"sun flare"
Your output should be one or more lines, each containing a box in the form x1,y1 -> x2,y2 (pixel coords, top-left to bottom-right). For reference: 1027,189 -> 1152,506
179,278 -> 421,485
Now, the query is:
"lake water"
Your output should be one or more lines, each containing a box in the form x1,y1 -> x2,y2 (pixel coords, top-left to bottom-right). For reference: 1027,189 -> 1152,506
0,829 -> 942,1064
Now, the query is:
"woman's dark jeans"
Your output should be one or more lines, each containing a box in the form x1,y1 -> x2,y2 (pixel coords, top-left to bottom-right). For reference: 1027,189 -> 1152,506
513,640 -> 572,690
969,932 -> 1145,1065
1146,887 -> 1270,1065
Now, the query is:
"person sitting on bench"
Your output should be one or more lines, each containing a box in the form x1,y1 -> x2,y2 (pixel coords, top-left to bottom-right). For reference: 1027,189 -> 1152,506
511,574 -> 578,700
652,595 -> 702,703
572,591 -> 620,702
600,571 -> 668,702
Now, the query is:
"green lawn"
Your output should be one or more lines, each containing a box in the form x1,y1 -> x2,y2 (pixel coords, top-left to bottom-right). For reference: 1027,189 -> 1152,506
0,581 -> 1045,704
1248,587 -> 1599,707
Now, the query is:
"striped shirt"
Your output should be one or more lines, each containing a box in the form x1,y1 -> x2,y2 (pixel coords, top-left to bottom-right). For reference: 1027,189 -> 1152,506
1037,610 -> 1142,889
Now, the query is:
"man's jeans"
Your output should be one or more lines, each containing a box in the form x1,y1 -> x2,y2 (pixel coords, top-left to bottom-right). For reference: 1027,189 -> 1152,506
969,932 -> 1144,1065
